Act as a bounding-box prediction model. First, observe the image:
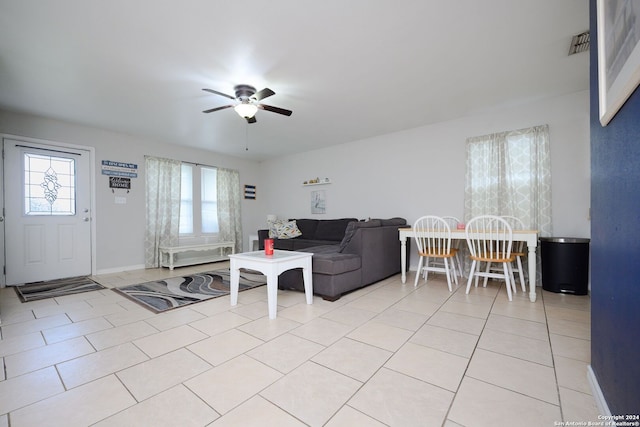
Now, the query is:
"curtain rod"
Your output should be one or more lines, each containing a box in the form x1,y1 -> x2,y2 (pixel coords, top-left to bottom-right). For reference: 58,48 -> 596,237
181,160 -> 218,169
145,155 -> 235,171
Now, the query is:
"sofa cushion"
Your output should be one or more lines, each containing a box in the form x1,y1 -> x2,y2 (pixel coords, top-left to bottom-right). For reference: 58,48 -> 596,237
304,245 -> 361,275
338,220 -> 381,252
292,219 -> 319,239
272,238 -> 295,250
375,217 -> 407,226
314,218 -> 358,241
292,239 -> 338,250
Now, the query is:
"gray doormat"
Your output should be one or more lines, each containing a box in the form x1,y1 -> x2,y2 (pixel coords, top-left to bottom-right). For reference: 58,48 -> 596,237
14,276 -> 106,302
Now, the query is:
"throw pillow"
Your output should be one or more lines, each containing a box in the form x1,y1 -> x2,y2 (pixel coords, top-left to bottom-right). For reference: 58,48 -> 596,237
268,220 -> 280,238
269,220 -> 303,239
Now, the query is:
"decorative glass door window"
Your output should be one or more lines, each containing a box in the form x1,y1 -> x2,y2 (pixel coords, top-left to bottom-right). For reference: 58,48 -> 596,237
24,153 -> 76,215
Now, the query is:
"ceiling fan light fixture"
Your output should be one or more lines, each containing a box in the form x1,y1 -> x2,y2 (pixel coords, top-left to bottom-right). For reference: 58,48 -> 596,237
234,103 -> 258,118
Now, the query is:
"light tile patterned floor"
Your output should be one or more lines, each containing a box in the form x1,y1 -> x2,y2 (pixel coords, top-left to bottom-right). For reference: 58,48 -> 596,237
0,262 -> 600,426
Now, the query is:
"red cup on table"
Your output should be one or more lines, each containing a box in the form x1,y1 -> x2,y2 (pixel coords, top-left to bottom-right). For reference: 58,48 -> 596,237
264,238 -> 274,255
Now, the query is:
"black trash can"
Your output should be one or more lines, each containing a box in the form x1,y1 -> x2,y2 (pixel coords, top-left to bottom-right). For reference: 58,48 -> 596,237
540,237 -> 590,295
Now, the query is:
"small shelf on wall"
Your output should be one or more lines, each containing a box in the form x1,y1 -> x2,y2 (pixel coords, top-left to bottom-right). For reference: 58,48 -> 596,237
303,179 -> 331,186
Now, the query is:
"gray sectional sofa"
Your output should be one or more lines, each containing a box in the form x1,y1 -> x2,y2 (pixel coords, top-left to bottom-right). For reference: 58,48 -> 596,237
257,218 -> 409,300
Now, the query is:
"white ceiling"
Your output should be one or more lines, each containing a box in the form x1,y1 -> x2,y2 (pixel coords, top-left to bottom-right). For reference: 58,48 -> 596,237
0,0 -> 590,161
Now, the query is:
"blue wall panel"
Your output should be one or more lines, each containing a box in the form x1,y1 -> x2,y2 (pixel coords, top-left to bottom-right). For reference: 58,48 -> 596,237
589,0 -> 640,414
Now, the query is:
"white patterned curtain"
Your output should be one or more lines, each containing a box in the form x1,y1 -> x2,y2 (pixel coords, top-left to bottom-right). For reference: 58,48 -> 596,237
464,124 -> 552,236
144,156 -> 182,268
216,167 -> 242,253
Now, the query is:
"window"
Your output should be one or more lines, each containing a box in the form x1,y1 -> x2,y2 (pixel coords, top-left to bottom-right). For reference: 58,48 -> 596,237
179,164 -> 219,236
24,153 -> 76,215
144,156 -> 240,268
464,124 -> 552,235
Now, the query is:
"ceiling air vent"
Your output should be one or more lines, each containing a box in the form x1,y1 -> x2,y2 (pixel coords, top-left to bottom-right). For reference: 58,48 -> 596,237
568,31 -> 590,55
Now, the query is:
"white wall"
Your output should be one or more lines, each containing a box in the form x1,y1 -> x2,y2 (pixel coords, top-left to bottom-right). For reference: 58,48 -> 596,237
259,91 -> 591,268
0,110 -> 265,273
0,90 -> 589,274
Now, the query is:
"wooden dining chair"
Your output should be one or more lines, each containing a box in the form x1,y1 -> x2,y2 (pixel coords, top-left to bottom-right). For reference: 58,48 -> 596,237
465,215 -> 517,301
412,215 -> 458,291
479,215 -> 527,293
442,216 -> 465,278
421,216 -> 464,280
501,215 -> 527,292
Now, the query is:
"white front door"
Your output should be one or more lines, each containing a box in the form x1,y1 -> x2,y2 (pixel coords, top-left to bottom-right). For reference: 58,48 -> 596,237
4,138 -> 92,285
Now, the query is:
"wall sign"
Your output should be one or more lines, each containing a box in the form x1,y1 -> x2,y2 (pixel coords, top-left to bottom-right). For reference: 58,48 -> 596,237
109,177 -> 131,189
101,160 -> 138,177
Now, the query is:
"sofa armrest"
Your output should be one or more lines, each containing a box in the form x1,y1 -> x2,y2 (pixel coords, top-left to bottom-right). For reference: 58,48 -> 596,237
342,225 -> 406,285
257,229 -> 269,250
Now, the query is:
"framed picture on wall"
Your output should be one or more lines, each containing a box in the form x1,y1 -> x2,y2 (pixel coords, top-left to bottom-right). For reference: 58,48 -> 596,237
597,0 -> 640,126
244,185 -> 256,199
311,190 -> 326,214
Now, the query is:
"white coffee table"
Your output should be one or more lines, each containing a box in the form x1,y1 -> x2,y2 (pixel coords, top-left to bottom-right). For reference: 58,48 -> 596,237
229,250 -> 313,319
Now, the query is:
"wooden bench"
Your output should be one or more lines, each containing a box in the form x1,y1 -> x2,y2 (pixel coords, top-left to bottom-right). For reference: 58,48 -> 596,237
159,241 -> 235,270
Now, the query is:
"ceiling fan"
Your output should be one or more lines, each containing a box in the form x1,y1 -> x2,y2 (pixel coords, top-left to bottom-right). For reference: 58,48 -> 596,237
202,84 -> 292,123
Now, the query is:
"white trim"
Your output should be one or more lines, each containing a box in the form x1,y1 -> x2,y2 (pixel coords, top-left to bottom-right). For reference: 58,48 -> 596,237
588,364 -> 612,416
96,264 -> 146,275
597,0 -> 640,126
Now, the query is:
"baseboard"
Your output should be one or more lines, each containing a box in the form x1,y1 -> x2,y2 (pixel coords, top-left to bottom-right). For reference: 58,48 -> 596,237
96,264 -> 146,275
587,364 -> 611,416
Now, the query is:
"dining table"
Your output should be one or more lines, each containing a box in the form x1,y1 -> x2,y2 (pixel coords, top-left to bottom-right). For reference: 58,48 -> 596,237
399,227 -> 540,302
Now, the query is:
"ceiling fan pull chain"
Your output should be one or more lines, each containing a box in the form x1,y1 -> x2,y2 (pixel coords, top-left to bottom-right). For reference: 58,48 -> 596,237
245,123 -> 249,151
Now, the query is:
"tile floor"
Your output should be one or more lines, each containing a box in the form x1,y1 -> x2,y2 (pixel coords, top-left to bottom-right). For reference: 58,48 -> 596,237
0,263 -> 600,426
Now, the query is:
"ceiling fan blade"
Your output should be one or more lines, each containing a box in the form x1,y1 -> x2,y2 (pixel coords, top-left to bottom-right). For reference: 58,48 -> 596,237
202,105 -> 234,113
258,104 -> 293,116
202,88 -> 236,100
246,116 -> 257,124
252,88 -> 275,101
